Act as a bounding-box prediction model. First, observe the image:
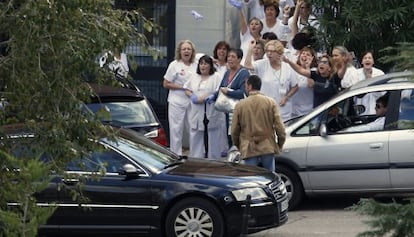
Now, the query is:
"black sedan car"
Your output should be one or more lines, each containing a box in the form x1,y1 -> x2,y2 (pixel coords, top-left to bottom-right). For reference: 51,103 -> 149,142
86,82 -> 168,147
23,128 -> 288,237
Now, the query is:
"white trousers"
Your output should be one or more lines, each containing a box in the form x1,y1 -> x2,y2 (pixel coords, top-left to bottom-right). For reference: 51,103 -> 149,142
168,103 -> 190,155
189,127 -> 222,159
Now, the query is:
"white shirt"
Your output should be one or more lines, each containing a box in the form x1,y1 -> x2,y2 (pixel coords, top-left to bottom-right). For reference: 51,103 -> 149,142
260,18 -> 287,40
342,117 -> 385,132
164,60 -> 197,105
183,72 -> 223,130
340,65 -> 360,89
244,0 -> 295,20
292,73 -> 313,116
252,59 -> 298,121
353,68 -> 385,115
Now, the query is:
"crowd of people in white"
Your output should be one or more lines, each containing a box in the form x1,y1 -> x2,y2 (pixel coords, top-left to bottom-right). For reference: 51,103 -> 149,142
162,0 -> 385,159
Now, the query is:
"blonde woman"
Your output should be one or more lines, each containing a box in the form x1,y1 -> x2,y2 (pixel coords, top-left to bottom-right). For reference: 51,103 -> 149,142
163,40 -> 197,155
245,40 -> 298,121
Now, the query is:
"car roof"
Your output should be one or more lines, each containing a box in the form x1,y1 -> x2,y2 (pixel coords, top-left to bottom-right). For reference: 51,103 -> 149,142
350,70 -> 414,91
88,83 -> 145,102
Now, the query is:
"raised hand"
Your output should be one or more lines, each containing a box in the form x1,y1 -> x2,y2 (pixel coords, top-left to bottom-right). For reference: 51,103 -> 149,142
228,0 -> 243,10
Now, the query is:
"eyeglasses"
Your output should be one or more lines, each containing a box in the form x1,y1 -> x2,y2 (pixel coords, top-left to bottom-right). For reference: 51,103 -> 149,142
318,60 -> 329,65
265,50 -> 280,54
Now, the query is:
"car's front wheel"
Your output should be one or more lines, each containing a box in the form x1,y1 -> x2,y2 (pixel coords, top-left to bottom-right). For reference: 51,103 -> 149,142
276,165 -> 304,210
165,197 -> 224,237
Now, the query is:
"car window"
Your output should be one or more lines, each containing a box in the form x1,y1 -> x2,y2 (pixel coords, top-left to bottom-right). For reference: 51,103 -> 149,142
398,89 -> 414,129
295,113 -> 323,136
326,91 -> 388,134
67,148 -> 129,173
87,100 -> 157,125
106,137 -> 175,173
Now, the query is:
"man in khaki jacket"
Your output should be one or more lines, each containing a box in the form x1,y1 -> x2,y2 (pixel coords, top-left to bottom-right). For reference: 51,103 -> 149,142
231,74 -> 286,172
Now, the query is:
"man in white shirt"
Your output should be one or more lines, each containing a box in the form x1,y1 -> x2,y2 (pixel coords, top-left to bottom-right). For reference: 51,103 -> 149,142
342,94 -> 388,132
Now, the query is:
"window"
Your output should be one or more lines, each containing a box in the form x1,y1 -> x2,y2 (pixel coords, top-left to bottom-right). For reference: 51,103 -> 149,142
295,113 -> 323,136
67,149 -> 128,173
327,91 -> 389,134
398,89 -> 414,129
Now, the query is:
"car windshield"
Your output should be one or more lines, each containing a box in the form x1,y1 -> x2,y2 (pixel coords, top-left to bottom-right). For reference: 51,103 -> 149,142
87,100 -> 157,126
104,136 -> 176,173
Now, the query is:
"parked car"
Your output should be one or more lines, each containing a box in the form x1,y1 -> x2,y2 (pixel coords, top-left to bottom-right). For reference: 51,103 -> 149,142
6,127 -> 288,237
86,82 -> 168,147
276,71 -> 414,209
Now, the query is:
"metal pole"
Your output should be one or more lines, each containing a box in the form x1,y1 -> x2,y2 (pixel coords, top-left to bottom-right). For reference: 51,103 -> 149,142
240,194 -> 251,236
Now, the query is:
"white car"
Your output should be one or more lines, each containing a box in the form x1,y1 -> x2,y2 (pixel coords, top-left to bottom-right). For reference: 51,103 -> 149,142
276,71 -> 414,209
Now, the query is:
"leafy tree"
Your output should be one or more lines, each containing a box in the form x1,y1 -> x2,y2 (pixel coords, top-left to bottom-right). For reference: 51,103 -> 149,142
350,198 -> 414,237
311,0 -> 414,71
0,1 -> 160,236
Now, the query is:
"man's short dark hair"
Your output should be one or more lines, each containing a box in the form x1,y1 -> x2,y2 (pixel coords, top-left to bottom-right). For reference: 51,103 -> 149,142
262,32 -> 278,41
376,94 -> 389,108
247,75 -> 262,90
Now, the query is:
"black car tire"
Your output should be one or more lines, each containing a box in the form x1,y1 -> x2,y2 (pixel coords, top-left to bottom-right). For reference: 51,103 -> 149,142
165,197 -> 224,237
276,165 -> 304,210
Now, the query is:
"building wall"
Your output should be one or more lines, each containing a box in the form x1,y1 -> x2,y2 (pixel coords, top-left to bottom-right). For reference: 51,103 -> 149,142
175,0 -> 241,55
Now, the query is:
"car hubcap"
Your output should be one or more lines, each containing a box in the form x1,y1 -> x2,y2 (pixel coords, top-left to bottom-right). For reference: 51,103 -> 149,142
174,207 -> 214,237
279,173 -> 293,201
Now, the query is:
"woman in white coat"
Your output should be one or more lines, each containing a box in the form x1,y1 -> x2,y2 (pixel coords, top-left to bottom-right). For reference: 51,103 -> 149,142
184,55 -> 224,159
163,40 -> 197,156
244,40 -> 299,121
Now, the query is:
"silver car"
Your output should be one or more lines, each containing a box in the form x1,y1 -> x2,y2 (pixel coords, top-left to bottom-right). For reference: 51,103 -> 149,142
276,71 -> 414,209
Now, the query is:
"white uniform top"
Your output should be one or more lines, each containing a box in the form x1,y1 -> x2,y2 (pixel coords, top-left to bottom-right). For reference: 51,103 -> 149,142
292,73 -> 313,116
163,60 -> 197,105
356,67 -> 385,81
342,117 -> 385,132
252,59 -> 298,121
354,67 -> 385,115
183,72 -> 223,130
340,65 -> 360,89
244,0 -> 295,20
260,18 -> 287,40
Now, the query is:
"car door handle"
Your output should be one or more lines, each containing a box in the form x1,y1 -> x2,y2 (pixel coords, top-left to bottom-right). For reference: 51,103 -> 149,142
369,143 -> 384,150
62,178 -> 79,185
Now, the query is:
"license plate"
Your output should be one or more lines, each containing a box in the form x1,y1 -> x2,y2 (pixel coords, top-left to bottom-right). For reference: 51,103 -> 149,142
281,199 -> 289,212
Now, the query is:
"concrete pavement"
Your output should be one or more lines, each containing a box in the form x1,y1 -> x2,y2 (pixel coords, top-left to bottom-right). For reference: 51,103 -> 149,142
248,209 -> 369,237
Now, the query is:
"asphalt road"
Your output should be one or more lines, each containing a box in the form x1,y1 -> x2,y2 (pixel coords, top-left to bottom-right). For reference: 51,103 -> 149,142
248,197 -> 371,237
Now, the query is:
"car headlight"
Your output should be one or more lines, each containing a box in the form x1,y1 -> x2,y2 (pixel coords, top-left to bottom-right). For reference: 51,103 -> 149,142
232,188 -> 268,201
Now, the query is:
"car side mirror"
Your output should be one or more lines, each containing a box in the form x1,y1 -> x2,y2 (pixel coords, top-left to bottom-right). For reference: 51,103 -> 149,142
119,164 -> 144,178
319,123 -> 327,137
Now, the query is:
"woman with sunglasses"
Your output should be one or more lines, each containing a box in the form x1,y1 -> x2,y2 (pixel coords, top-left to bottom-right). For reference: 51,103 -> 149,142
283,53 -> 339,107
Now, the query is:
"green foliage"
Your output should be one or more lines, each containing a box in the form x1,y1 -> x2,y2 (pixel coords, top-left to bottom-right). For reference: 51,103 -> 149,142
380,42 -> 414,71
0,1 -> 160,236
349,198 -> 414,237
311,0 -> 414,71
0,150 -> 56,237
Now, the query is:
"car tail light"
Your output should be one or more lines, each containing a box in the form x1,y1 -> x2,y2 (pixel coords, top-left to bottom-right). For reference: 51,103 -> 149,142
144,128 -> 168,147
